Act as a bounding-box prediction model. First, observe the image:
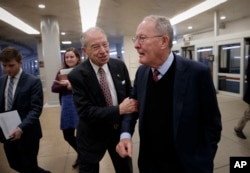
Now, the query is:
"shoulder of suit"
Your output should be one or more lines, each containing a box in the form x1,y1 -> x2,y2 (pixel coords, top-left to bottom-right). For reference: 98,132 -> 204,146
109,58 -> 125,67
0,74 -> 7,80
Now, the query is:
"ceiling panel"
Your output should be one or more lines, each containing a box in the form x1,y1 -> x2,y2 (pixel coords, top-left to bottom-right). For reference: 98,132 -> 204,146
0,0 -> 249,58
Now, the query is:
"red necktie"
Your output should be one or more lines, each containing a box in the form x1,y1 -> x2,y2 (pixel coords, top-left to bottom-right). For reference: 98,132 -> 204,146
98,68 -> 113,106
153,69 -> 160,82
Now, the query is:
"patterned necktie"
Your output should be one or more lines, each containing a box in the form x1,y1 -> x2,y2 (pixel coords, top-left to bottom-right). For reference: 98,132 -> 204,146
153,69 -> 160,82
98,68 -> 113,106
7,77 -> 14,110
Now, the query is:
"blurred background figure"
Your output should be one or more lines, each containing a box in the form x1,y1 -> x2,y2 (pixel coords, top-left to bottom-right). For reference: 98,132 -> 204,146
51,47 -> 82,168
234,56 -> 250,139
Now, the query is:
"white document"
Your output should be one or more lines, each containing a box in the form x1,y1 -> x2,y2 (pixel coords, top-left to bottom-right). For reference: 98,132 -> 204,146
60,68 -> 73,75
0,110 -> 21,140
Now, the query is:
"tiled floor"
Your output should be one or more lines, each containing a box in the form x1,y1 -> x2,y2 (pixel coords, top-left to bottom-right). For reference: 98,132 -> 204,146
1,93 -> 250,173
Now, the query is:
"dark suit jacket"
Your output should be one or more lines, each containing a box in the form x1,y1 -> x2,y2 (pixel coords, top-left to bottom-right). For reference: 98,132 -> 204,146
68,58 -> 135,162
127,54 -> 222,173
0,71 -> 43,142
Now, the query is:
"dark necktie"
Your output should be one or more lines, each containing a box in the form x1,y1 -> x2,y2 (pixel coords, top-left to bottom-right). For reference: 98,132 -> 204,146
7,77 -> 14,110
98,68 -> 113,106
153,69 -> 160,82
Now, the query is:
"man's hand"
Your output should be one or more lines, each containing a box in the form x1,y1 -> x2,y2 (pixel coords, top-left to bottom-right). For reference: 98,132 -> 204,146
9,127 -> 23,141
119,97 -> 138,115
116,138 -> 133,158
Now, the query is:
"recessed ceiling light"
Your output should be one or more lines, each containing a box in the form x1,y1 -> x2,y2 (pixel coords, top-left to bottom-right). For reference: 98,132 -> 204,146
61,32 -> 66,35
220,16 -> 226,20
188,26 -> 193,30
38,4 -> 46,9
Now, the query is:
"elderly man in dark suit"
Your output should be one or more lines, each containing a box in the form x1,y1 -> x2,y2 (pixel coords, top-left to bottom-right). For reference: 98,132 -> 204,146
0,47 -> 50,173
116,15 -> 222,173
68,27 -> 137,173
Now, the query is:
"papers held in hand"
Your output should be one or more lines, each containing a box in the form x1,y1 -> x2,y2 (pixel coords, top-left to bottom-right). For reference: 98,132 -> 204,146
59,68 -> 73,80
0,110 -> 21,140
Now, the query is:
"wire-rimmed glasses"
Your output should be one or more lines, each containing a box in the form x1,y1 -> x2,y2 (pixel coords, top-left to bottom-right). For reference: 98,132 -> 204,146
132,35 -> 163,44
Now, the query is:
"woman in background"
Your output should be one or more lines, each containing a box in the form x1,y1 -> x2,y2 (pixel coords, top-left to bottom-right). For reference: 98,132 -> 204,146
51,47 -> 82,168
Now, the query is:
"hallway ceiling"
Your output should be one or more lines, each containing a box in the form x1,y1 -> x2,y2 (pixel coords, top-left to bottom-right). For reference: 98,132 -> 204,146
0,0 -> 249,59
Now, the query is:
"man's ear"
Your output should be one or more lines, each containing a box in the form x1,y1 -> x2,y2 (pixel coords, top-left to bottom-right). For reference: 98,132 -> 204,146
81,47 -> 87,55
160,35 -> 169,49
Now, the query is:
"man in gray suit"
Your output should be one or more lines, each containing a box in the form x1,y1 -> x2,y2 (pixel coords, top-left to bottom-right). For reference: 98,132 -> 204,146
0,47 -> 50,173
68,27 -> 137,173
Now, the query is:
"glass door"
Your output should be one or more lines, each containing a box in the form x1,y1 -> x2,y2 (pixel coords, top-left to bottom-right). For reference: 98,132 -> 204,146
181,46 -> 194,59
218,43 -> 241,94
197,46 -> 213,71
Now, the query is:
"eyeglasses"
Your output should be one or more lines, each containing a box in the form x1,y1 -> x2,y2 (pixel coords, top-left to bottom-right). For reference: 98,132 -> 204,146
132,35 -> 163,44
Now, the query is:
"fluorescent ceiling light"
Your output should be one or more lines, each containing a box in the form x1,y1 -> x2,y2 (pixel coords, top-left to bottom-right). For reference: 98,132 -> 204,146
170,0 -> 227,25
110,50 -> 125,55
222,45 -> 240,50
78,0 -> 101,32
0,7 -> 40,34
62,41 -> 72,44
197,48 -> 213,52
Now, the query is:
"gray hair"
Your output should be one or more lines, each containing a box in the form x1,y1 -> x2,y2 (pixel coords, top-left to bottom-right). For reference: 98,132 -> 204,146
143,15 -> 174,48
80,27 -> 107,48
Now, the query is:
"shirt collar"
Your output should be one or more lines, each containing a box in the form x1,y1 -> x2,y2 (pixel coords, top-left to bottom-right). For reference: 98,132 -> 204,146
152,52 -> 174,75
89,60 -> 108,75
9,68 -> 22,80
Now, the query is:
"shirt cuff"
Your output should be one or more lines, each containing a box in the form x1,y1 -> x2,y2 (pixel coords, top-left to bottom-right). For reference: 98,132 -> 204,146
120,132 -> 131,140
17,127 -> 23,133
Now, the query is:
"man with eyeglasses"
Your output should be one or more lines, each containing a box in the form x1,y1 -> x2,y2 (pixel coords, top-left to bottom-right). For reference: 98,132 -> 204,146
116,15 -> 222,173
68,27 -> 137,173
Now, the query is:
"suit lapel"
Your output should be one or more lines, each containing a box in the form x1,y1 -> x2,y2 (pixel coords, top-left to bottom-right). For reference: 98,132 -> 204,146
13,72 -> 26,104
138,67 -> 150,117
108,60 -> 123,102
173,56 -> 190,139
0,76 -> 8,112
